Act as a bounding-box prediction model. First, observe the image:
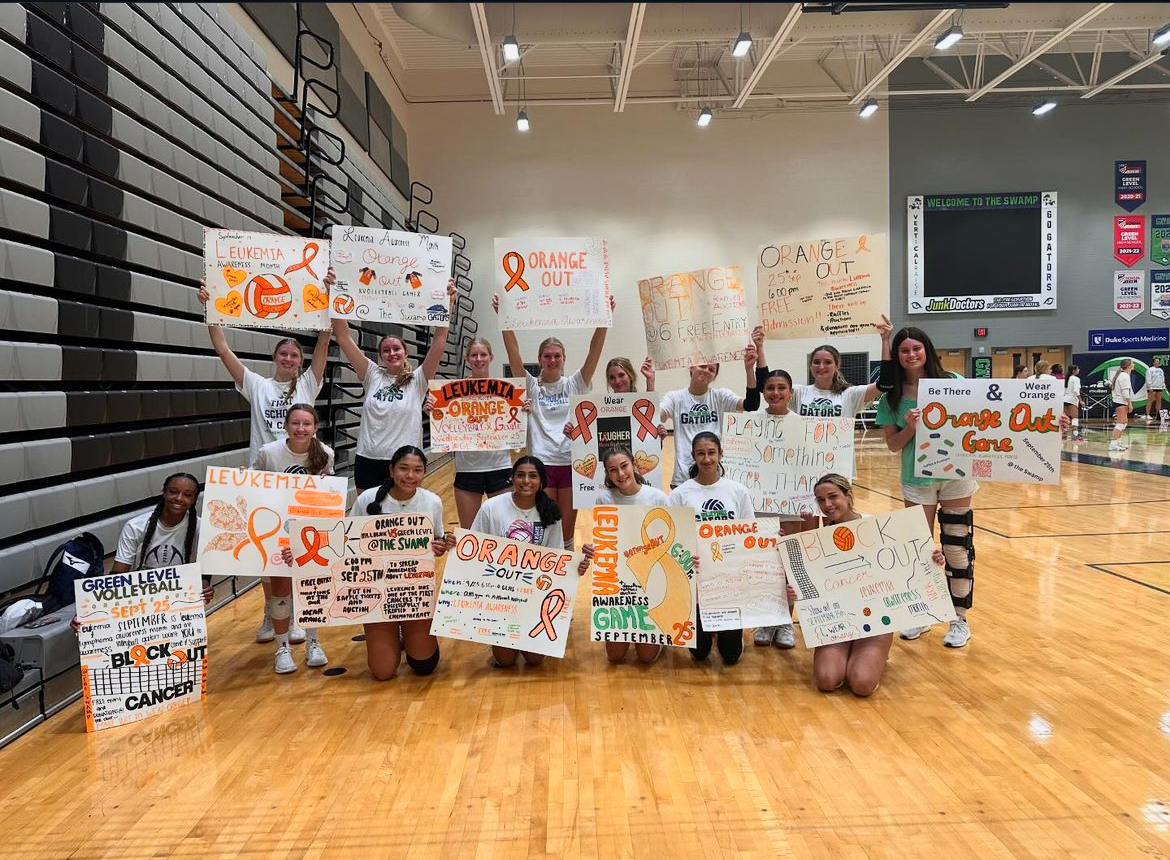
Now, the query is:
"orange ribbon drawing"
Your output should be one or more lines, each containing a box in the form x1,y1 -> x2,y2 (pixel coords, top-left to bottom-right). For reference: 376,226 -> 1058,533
233,507 -> 281,571
632,397 -> 658,441
529,589 -> 567,641
296,526 -> 330,567
285,242 -> 320,279
502,252 -> 529,292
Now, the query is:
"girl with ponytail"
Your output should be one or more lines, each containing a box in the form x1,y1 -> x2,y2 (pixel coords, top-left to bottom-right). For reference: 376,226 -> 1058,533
252,404 -> 335,475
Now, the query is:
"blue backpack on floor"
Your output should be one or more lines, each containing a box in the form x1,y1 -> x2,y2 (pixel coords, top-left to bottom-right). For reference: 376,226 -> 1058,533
36,533 -> 105,612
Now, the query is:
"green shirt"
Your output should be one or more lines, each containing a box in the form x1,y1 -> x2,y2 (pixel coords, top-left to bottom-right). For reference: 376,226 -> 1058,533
875,374 -> 962,487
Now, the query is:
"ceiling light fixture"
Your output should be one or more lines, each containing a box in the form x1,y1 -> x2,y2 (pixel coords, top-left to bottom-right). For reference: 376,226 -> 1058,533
935,25 -> 964,50
503,34 -> 520,62
1154,24 -> 1170,47
858,98 -> 879,118
1032,100 -> 1056,116
733,32 -> 753,57
516,108 -> 529,131
697,107 -> 713,127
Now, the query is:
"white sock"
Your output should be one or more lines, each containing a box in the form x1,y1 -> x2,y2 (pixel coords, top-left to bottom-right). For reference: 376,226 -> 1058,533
305,629 -> 319,643
275,632 -> 290,648
1071,418 -> 1079,428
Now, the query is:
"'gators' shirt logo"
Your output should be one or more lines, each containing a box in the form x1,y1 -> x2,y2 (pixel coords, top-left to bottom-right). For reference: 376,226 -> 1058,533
694,498 -> 734,522
799,397 -> 842,417
679,404 -> 718,426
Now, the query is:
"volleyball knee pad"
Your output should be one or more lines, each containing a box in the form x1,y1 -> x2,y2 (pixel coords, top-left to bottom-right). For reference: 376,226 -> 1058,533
267,596 -> 291,621
938,507 -> 974,609
406,646 -> 440,676
1114,422 -> 1127,432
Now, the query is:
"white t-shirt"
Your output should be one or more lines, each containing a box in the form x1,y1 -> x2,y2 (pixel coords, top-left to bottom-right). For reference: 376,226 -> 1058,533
252,439 -> 335,475
525,370 -> 589,466
350,485 -> 444,539
667,477 -> 755,523
595,484 -> 671,506
1112,371 -> 1134,404
470,493 -> 564,548
116,510 -> 201,568
356,364 -> 427,459
659,386 -> 741,487
1034,373 -> 1056,381
1147,366 -> 1166,390
238,368 -> 323,465
792,384 -> 870,418
455,449 -> 512,473
1063,375 -> 1081,405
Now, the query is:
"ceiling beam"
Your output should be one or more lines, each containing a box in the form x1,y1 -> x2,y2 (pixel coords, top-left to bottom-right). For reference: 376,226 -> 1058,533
469,3 -> 504,115
613,3 -> 647,112
731,3 -> 803,109
1082,47 -> 1170,98
966,3 -> 1113,101
849,9 -> 951,104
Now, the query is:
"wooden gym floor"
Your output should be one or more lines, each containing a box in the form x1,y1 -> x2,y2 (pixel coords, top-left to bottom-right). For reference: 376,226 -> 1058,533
2,423 -> 1169,860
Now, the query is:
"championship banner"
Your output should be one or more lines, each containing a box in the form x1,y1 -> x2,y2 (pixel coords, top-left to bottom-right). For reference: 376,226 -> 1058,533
428,377 -> 527,453
199,468 -> 347,576
1114,215 -> 1146,268
329,226 -> 453,325
757,233 -> 888,339
1114,270 -> 1146,322
567,393 -> 662,507
721,413 -> 855,515
638,265 -> 749,370
913,379 -> 1062,484
204,228 -> 329,330
696,520 -> 790,632
590,505 -> 698,648
1152,215 -> 1170,266
780,506 -> 956,647
1115,160 -> 1146,212
74,563 -> 208,732
431,530 -> 582,658
1153,270 -> 1170,321
493,238 -> 612,331
288,514 -> 435,626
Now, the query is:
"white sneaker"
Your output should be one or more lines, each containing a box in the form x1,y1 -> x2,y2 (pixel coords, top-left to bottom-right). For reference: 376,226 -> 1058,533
943,619 -> 971,648
773,624 -> 796,649
753,626 -> 778,646
305,638 -> 328,668
255,611 -> 274,643
288,622 -> 307,644
274,645 -> 297,674
1108,441 -> 1123,451
899,626 -> 925,640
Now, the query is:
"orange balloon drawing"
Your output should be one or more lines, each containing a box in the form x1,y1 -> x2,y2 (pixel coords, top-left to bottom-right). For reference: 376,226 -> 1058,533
832,526 -> 855,552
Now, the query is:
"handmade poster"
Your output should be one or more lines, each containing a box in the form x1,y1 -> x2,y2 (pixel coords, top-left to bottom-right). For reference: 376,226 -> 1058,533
493,237 -> 612,330
757,233 -> 888,339
1152,271 -> 1170,321
288,514 -> 435,626
913,378 -> 1062,484
1115,160 -> 1146,212
329,226 -> 452,325
1114,215 -> 1145,268
780,506 -> 956,647
567,393 -> 662,507
638,265 -> 749,370
1152,215 -> 1170,266
198,467 -> 347,576
696,520 -> 791,632
74,563 -> 208,732
431,530 -> 582,658
721,412 -> 855,515
907,192 -> 1057,313
204,228 -> 330,330
1114,270 -> 1146,322
428,377 -> 527,453
590,505 -> 699,648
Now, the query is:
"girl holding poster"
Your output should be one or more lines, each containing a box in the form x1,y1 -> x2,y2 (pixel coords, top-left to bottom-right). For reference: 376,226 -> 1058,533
876,327 -> 977,649
667,432 -> 755,666
252,404 -> 335,475
492,295 -> 615,549
450,338 -> 516,528
1110,359 -> 1135,451
606,357 -> 655,393
334,279 -> 458,491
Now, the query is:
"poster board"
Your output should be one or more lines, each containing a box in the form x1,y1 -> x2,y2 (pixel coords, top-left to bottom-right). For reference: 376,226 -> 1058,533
204,228 -> 330,330
74,563 -> 208,732
638,266 -> 749,370
329,226 -> 452,325
696,520 -> 791,632
757,233 -> 888,339
199,468 -> 348,576
431,530 -> 582,658
721,413 -> 855,515
428,377 -> 527,453
568,393 -> 662,507
590,505 -> 699,648
913,378 -> 1062,484
288,514 -> 436,626
493,238 -> 612,330
779,507 -> 956,647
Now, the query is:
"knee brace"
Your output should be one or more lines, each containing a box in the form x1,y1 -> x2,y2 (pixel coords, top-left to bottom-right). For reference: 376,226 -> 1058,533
267,596 -> 291,621
1114,422 -> 1127,432
938,507 -> 974,610
406,646 -> 440,676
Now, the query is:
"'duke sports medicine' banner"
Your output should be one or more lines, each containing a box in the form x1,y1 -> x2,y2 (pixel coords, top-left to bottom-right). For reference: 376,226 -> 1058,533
721,413 -> 855,515
329,226 -> 452,325
204,229 -> 330,330
639,265 -> 749,370
199,468 -> 347,576
1115,270 -> 1146,322
780,507 -> 955,647
494,238 -> 612,330
431,530 -> 582,658
696,520 -> 790,632
913,379 -> 1062,484
591,505 -> 699,648
757,233 -> 888,339
568,393 -> 662,507
428,377 -> 527,453
74,564 -> 208,732
288,514 -> 436,626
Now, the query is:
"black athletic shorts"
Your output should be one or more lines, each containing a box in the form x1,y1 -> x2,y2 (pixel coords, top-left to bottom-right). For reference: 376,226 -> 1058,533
453,468 -> 512,495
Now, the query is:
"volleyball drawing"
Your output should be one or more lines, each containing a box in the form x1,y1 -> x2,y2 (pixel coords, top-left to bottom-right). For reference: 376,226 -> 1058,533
832,526 -> 855,552
536,574 -> 553,591
244,273 -> 292,318
333,294 -> 355,315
